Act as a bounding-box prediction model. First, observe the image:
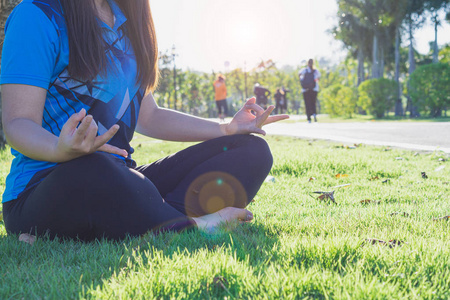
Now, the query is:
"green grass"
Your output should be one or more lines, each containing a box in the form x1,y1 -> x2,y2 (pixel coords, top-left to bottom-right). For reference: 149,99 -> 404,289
1,135 -> 450,299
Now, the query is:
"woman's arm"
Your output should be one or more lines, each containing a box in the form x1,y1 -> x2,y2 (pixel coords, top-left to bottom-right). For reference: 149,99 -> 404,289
2,84 -> 127,162
136,92 -> 289,142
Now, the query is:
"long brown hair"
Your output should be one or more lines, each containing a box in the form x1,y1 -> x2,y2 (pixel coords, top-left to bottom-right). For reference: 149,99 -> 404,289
59,0 -> 159,92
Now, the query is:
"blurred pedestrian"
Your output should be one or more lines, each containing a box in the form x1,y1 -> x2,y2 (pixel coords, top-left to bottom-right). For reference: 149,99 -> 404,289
274,87 -> 288,114
213,74 -> 228,121
299,59 -> 321,123
254,83 -> 271,110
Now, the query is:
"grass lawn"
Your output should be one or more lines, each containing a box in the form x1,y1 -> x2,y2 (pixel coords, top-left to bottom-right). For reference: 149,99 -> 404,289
1,135 -> 450,299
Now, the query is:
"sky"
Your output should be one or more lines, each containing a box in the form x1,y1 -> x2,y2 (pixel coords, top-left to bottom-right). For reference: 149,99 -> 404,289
151,0 -> 450,73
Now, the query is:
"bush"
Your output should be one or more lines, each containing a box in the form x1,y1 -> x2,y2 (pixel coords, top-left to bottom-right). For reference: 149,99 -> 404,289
358,78 -> 398,118
409,63 -> 450,117
321,84 -> 357,118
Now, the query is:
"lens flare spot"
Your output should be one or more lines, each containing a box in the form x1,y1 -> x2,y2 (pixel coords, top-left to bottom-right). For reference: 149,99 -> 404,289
184,171 -> 248,217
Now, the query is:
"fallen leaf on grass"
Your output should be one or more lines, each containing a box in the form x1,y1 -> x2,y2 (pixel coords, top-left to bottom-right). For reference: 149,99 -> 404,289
312,191 -> 337,204
210,276 -> 230,293
362,238 -> 406,248
331,183 -> 351,189
433,216 -> 450,221
335,174 -> 349,179
19,233 -> 36,245
370,176 -> 380,181
360,199 -> 381,204
390,212 -> 410,217
308,177 -> 316,182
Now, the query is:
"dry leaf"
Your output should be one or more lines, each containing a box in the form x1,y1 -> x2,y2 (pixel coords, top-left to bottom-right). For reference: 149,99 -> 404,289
370,176 -> 380,181
354,143 -> 361,148
312,191 -> 336,204
390,212 -> 410,217
362,238 -> 406,248
331,183 -> 351,189
308,177 -> 316,182
433,215 -> 450,221
362,238 -> 387,246
360,199 -> 381,204
19,233 -> 36,245
388,240 -> 407,247
212,276 -> 229,291
335,174 -> 349,179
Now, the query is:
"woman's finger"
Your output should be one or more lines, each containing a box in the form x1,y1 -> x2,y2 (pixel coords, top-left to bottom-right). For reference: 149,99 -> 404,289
61,109 -> 86,136
93,124 -> 120,149
74,115 -> 94,142
263,114 -> 290,125
97,144 -> 128,157
83,118 -> 99,148
255,105 -> 275,127
244,103 -> 265,115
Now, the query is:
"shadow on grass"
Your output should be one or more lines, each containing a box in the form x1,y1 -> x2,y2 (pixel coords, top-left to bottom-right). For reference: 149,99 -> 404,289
0,221 -> 280,299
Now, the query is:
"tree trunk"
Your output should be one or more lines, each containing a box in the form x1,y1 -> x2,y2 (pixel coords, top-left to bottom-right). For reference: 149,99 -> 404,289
372,34 -> 379,79
394,28 -> 403,116
407,19 -> 420,118
433,12 -> 439,63
357,47 -> 365,86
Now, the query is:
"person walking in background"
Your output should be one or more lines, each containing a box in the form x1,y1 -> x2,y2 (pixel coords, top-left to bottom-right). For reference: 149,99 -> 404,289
299,59 -> 321,123
213,74 -> 228,121
274,87 -> 288,115
254,83 -> 271,110
0,0 -> 289,241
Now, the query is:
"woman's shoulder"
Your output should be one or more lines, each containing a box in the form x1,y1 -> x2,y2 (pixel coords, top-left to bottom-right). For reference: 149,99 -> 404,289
8,0 -> 64,25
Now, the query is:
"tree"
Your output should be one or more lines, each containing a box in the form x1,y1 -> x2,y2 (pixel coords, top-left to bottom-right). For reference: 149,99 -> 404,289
404,0 -> 427,117
424,0 -> 449,63
0,0 -> 22,149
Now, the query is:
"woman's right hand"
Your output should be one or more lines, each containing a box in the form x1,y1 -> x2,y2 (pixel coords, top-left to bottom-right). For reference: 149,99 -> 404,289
55,109 -> 128,161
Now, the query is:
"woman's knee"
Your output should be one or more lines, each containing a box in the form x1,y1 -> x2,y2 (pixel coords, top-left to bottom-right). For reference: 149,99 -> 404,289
237,134 -> 273,168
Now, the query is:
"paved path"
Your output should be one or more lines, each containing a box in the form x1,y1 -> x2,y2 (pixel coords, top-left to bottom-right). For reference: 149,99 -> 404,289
264,116 -> 450,154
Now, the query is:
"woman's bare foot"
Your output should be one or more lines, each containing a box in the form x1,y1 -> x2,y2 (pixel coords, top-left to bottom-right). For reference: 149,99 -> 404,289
192,207 -> 253,232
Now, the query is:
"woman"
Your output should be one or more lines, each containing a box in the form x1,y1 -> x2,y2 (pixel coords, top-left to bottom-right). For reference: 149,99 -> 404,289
1,0 -> 288,241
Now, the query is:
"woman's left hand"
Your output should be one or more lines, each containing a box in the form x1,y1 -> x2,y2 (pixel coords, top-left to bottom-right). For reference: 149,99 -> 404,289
224,97 -> 289,136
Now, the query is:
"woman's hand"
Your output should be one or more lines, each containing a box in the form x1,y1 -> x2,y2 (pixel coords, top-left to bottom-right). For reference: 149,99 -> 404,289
55,109 -> 128,161
224,97 -> 289,136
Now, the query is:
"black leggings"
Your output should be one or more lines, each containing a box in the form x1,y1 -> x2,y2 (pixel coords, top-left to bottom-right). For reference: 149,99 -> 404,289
3,135 -> 273,241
